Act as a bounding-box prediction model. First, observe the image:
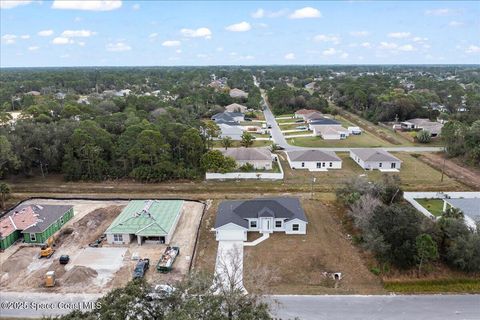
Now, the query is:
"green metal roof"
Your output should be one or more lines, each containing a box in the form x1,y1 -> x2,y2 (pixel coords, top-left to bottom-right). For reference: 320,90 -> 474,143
105,200 -> 183,236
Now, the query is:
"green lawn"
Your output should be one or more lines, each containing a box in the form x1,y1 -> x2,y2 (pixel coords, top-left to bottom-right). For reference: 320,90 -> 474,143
287,130 -> 391,148
251,132 -> 271,138
279,123 -> 307,130
384,279 -> 480,294
284,131 -> 313,137
415,199 -> 445,216
275,113 -> 294,118
276,118 -> 297,124
240,121 -> 263,126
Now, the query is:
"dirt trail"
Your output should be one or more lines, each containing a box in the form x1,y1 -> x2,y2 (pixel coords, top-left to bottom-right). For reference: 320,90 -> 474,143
420,153 -> 480,190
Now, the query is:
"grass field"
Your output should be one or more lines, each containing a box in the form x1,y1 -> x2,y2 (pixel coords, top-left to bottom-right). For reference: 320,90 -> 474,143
275,113 -> 294,118
276,118 -> 297,124
279,123 -> 308,131
287,131 -> 391,148
384,279 -> 480,294
415,199 -> 445,216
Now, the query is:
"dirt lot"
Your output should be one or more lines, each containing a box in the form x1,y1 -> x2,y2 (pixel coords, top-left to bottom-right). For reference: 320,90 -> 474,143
193,197 -> 385,295
0,200 -> 204,293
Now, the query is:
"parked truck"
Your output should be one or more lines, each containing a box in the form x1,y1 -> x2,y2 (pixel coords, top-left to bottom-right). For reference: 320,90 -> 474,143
156,246 -> 180,273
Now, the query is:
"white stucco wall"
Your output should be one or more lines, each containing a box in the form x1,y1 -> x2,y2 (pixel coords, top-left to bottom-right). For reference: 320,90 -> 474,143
106,233 -> 132,245
284,219 -> 307,234
216,228 -> 248,241
287,158 -> 342,171
349,151 -> 401,171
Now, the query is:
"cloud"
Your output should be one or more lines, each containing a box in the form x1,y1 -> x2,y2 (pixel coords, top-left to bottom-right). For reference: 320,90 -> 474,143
175,49 -> 182,54
132,3 -> 140,10
106,42 -> 131,52
350,31 -> 369,37
465,45 -> 480,54
388,32 -> 411,39
28,46 -> 39,51
1,34 -> 16,44
225,21 -> 251,32
449,20 -> 464,27
360,42 -> 371,48
340,52 -> 349,59
0,0 -> 32,9
148,33 -> 158,38
162,40 -> 181,47
77,41 -> 86,46
251,8 -> 264,18
61,30 -> 96,37
379,42 -> 398,50
20,34 -> 30,39
52,0 -> 122,11
180,27 -> 212,39
52,37 -> 74,45
398,44 -> 415,51
197,53 -> 208,58
412,37 -> 428,42
425,8 -> 458,16
289,7 -> 321,19
313,34 -> 340,45
322,48 -> 338,56
284,53 -> 295,60
216,47 -> 224,52
38,29 -> 54,37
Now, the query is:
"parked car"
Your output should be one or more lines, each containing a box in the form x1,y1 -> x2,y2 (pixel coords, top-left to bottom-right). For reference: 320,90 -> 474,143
133,258 -> 150,279
267,123 -> 272,129
59,255 -> 70,265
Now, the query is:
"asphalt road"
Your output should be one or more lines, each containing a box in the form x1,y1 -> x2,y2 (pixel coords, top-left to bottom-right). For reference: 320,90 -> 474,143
269,294 -> 480,320
260,92 -> 444,153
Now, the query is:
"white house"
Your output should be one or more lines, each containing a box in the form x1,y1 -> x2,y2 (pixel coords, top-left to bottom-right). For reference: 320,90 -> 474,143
312,125 -> 349,140
400,118 -> 443,137
219,147 -> 273,170
303,111 -> 325,123
214,198 -> 308,241
218,123 -> 244,140
350,149 -> 402,171
286,150 -> 342,171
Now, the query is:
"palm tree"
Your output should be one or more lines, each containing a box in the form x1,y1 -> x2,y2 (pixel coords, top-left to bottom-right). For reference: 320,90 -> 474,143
442,207 -> 464,219
0,183 -> 10,210
221,137 -> 233,150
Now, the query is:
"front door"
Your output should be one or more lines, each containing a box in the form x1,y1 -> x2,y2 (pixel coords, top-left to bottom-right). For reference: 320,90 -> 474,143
262,218 -> 273,233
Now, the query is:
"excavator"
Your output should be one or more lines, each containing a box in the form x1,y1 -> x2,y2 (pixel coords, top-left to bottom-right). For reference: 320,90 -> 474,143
39,237 -> 55,258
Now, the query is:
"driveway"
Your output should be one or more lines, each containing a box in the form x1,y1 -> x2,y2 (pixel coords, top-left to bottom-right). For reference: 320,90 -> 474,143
213,240 -> 246,292
260,91 -> 444,153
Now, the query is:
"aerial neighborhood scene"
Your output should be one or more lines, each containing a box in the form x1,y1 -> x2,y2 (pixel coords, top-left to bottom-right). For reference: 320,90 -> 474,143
1,1 -> 480,319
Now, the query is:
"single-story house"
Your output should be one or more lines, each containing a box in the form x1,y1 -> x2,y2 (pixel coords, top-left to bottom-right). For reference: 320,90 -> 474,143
211,112 -> 245,123
230,88 -> 249,99
220,147 -> 273,170
304,111 -> 326,123
105,200 -> 184,245
400,118 -> 444,137
350,149 -> 402,171
0,204 -> 74,249
443,198 -> 480,222
286,150 -> 342,171
225,103 -> 247,113
294,109 -> 316,119
312,125 -> 349,140
308,118 -> 341,129
218,123 -> 244,140
214,197 -> 308,241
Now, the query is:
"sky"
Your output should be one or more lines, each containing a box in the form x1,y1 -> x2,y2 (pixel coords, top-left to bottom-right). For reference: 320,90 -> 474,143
1,0 -> 479,67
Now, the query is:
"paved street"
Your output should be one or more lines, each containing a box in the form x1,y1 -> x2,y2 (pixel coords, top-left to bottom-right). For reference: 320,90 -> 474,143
260,91 -> 444,153
269,294 -> 480,320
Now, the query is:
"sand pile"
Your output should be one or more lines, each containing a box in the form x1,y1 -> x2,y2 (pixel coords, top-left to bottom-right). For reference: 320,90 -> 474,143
62,266 -> 98,285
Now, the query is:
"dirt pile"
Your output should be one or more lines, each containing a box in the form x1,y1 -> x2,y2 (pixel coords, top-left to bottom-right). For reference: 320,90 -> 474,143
1,248 -> 35,273
62,266 -> 98,285
57,205 -> 123,247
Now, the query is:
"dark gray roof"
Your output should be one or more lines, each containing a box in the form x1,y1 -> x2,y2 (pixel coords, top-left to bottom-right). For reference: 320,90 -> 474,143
215,197 -> 307,228
7,204 -> 73,234
309,118 -> 341,125
211,112 -> 244,123
445,198 -> 480,220
288,150 -> 341,162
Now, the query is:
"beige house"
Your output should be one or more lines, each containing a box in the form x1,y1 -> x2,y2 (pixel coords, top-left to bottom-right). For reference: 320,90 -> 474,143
229,88 -> 249,99
225,103 -> 247,113
220,147 -> 273,170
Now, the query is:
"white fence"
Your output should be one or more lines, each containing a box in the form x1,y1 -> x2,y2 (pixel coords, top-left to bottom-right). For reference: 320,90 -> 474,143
206,155 -> 284,180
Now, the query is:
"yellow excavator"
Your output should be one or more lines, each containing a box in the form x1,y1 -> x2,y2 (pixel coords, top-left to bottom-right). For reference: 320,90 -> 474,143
39,237 -> 55,259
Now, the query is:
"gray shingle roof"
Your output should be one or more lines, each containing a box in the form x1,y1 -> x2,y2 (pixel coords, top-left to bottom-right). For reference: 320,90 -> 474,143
220,147 -> 271,161
351,149 -> 400,162
445,198 -> 480,220
287,150 -> 341,162
9,204 -> 73,234
309,118 -> 341,125
215,197 -> 307,228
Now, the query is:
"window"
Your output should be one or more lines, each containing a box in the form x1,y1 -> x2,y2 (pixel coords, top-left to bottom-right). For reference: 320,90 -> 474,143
113,234 -> 123,242
30,233 -> 36,242
316,162 -> 321,168
292,224 -> 299,231
275,221 -> 282,228
250,220 -> 257,228
60,217 -> 64,224
391,163 -> 396,169
301,162 -> 305,168
329,162 -> 333,167
322,162 -> 326,167
379,162 -> 383,168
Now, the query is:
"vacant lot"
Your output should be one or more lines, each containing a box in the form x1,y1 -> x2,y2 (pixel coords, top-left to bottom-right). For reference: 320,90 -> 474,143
193,197 -> 385,295
287,130 -> 390,148
0,200 -> 204,293
415,199 -> 445,216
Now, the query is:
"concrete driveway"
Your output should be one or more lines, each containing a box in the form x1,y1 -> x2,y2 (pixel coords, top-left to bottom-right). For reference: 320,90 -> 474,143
213,240 -> 246,293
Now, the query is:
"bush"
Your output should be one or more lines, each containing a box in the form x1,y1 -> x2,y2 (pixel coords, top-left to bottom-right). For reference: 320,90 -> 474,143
416,130 -> 432,143
239,163 -> 255,172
